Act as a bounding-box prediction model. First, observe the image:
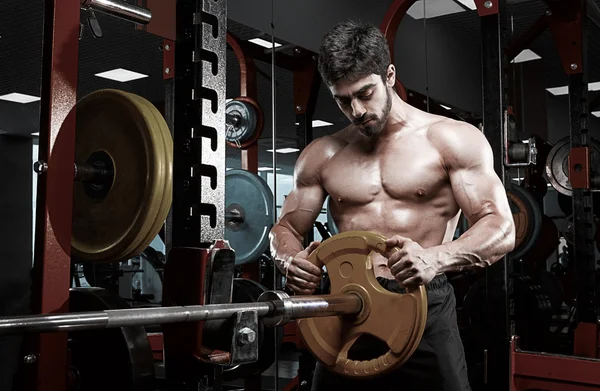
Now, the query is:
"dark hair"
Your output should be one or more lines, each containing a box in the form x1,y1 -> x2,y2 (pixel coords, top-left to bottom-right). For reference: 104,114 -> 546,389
318,19 -> 391,86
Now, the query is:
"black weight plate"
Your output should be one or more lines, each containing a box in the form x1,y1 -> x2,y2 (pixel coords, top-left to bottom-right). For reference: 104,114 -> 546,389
507,184 -> 542,260
68,288 -> 155,391
225,170 -> 274,265
222,279 -> 282,380
225,100 -> 257,144
545,136 -> 600,196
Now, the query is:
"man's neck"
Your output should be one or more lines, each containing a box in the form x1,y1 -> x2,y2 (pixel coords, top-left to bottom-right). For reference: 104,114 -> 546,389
379,93 -> 411,139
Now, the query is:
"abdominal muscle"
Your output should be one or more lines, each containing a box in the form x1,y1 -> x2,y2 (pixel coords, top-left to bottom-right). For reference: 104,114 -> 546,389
330,200 -> 461,279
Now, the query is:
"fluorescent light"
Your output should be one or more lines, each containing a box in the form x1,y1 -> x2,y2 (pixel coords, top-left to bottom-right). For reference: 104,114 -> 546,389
440,104 -> 451,110
32,132 -> 39,136
258,167 -> 281,172
0,93 -> 40,104
312,120 -> 333,127
248,38 -> 282,49
294,120 -> 333,127
592,111 -> 600,118
511,49 -> 541,64
546,86 -> 569,95
267,148 -> 300,154
94,68 -> 149,83
546,82 -> 600,96
407,0 -> 466,19
455,0 -> 476,10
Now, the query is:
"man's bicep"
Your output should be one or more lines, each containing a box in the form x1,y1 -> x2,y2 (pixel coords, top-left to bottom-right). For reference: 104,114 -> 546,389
277,183 -> 326,238
450,166 -> 509,224
440,123 -> 511,223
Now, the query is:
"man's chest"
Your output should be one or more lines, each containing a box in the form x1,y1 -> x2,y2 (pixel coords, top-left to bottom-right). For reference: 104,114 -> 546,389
321,141 -> 449,204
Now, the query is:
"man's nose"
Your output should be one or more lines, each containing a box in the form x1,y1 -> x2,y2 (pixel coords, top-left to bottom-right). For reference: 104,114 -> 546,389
351,100 -> 366,118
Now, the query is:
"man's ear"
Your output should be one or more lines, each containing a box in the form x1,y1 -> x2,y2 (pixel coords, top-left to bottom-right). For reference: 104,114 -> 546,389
386,64 -> 396,87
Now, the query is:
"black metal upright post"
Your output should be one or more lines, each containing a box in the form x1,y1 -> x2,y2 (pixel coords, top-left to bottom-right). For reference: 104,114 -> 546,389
168,1 -> 227,388
478,0 -> 511,389
294,54 -> 320,247
568,1 -> 597,325
172,0 -> 227,249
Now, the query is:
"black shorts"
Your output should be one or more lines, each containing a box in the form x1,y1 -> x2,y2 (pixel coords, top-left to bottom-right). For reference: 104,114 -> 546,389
311,274 -> 471,391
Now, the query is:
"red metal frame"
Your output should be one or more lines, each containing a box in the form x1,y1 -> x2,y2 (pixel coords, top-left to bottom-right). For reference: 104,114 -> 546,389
293,50 -> 320,116
574,322 -> 600,358
163,39 -> 175,80
226,32 -> 261,173
511,336 -> 600,390
30,1 -> 81,390
379,0 -> 414,101
569,147 -> 591,189
546,0 -> 583,75
162,242 -> 235,383
282,376 -> 299,391
148,332 -> 164,361
136,0 -> 176,40
506,14 -> 550,61
474,0 -> 499,16
504,2 -> 583,75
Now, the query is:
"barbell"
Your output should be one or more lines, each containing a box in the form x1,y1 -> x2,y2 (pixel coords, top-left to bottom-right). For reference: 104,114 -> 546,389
2,231 -> 428,379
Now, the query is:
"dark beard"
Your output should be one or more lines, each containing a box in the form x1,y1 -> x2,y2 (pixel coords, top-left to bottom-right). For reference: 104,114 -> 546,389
358,89 -> 392,137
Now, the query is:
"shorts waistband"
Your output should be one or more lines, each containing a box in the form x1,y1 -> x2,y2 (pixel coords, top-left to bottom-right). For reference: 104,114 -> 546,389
426,273 -> 448,291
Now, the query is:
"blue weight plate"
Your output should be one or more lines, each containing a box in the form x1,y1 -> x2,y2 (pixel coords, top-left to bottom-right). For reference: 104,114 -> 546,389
225,170 -> 274,265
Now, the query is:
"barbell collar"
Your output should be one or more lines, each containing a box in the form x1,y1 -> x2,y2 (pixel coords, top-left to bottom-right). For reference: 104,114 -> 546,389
226,113 -> 241,127
0,293 -> 362,335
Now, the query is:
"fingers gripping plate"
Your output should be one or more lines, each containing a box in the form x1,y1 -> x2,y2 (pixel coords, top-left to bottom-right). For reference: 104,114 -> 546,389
296,231 -> 427,378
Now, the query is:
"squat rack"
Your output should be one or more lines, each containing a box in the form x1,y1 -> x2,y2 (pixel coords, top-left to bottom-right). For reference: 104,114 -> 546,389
27,1 -> 600,391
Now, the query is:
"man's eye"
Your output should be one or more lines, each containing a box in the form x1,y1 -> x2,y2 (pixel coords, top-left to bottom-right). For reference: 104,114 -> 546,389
359,94 -> 372,100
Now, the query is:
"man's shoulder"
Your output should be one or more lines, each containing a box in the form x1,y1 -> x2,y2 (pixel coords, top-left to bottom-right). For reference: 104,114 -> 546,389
295,128 -> 351,182
425,117 -> 486,152
423,116 -> 492,168
303,127 -> 351,158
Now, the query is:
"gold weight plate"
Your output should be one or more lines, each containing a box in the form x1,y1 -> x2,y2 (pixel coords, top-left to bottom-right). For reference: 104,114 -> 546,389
297,231 -> 428,379
71,89 -> 173,263
120,92 -> 173,261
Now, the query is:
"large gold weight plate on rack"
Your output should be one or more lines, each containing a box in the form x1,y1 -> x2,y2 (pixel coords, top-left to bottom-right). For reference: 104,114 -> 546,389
71,89 -> 173,263
297,231 -> 428,378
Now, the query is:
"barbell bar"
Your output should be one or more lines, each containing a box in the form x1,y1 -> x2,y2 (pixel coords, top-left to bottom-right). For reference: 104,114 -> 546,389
80,0 -> 152,25
0,292 -> 362,334
34,161 -> 114,184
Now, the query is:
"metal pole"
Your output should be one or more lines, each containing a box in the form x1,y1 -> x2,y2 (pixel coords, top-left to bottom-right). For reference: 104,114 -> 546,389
81,0 -> 152,24
0,293 -> 362,335
478,1 -> 511,390
270,2 -> 280,390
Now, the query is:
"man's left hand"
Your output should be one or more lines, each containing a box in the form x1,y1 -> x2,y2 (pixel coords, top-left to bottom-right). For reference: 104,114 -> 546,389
384,236 -> 438,287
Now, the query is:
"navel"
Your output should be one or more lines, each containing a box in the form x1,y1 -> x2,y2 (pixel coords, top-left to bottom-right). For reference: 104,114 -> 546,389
416,189 -> 426,197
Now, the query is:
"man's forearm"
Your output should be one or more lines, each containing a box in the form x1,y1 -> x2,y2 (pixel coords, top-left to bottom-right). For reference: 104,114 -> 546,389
431,214 -> 515,273
269,224 -> 305,272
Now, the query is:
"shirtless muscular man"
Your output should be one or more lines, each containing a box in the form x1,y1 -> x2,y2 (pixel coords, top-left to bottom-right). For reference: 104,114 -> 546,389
269,20 -> 515,391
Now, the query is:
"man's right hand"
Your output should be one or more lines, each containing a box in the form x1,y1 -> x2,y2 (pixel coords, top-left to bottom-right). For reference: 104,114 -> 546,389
285,241 -> 323,295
